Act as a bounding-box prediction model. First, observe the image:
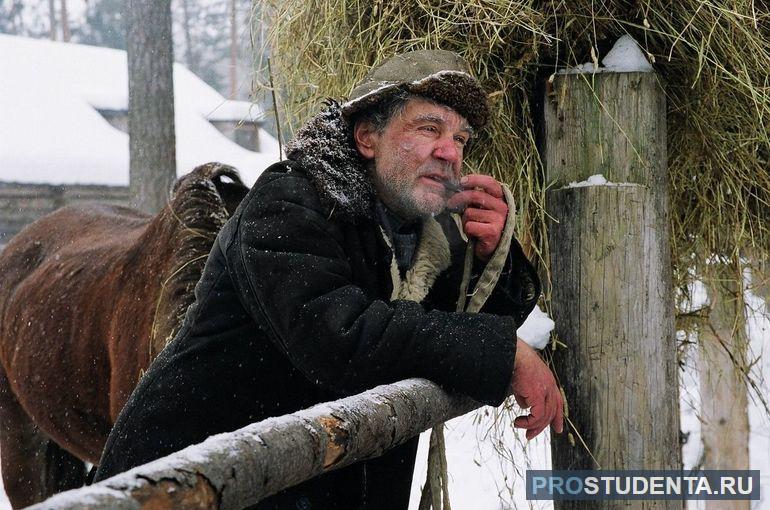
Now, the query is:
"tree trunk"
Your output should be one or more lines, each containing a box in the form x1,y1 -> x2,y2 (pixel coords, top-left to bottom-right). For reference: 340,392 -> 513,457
48,0 -> 56,40
544,71 -> 681,510
699,262 -> 750,510
59,0 -> 69,41
28,379 -> 477,510
229,0 -> 238,98
180,0 -> 197,73
127,0 -> 177,215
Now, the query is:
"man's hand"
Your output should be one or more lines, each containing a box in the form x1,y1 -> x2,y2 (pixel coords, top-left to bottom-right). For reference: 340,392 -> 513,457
510,338 -> 564,440
445,174 -> 508,262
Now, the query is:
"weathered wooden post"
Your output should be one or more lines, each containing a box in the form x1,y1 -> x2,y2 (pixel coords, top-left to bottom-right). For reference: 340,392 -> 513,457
543,64 -> 681,509
700,265 -> 750,510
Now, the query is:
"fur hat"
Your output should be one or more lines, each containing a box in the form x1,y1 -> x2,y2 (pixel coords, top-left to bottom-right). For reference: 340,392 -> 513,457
340,50 -> 490,131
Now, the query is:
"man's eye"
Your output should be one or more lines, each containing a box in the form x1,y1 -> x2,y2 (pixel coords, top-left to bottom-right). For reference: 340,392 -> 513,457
454,136 -> 469,146
419,125 -> 438,133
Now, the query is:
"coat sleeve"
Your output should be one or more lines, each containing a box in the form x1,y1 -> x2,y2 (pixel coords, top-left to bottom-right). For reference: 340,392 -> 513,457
226,173 -> 517,406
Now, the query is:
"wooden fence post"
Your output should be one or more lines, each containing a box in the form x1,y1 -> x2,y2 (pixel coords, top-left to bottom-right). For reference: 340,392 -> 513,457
700,264 -> 750,510
543,70 -> 681,508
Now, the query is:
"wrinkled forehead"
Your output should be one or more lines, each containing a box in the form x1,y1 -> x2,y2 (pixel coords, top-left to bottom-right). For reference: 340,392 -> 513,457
398,97 -> 474,133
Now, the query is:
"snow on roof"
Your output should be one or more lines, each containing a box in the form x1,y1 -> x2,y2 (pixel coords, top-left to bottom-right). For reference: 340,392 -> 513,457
206,99 -> 264,122
0,34 -> 279,186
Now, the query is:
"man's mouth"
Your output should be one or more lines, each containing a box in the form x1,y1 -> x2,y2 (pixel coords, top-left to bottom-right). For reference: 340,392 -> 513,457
420,174 -> 460,193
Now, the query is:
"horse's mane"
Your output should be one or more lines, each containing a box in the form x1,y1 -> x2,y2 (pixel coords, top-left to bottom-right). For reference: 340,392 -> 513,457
148,162 -> 248,358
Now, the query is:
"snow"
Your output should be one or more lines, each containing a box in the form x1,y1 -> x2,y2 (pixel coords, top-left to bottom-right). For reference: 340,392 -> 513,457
517,305 -> 554,350
564,173 -> 640,188
0,34 -> 279,187
566,174 -> 609,187
206,99 -> 263,122
341,70 -> 474,110
410,410 -> 553,510
558,35 -> 653,75
602,35 -> 654,73
341,82 -> 400,110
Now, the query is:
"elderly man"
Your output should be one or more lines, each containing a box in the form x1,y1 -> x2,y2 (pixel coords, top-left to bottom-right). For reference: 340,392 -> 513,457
95,50 -> 563,508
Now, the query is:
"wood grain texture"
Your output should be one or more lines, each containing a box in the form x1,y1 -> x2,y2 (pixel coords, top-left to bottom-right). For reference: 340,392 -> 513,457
27,379 -> 476,510
544,71 -> 681,510
700,269 -> 750,510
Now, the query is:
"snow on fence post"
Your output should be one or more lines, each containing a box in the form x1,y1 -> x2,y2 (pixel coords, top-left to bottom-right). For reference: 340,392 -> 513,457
542,50 -> 682,508
25,379 -> 476,510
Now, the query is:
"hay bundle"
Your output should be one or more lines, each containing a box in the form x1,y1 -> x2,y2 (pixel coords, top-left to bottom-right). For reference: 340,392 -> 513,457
260,1 -> 769,292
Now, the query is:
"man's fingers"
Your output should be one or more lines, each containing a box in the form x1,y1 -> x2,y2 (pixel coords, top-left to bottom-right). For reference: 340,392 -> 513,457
514,397 -> 548,430
462,207 -> 501,225
463,221 -> 499,259
515,413 -> 548,441
509,338 -> 563,441
461,174 -> 503,198
449,190 -> 508,214
527,425 -> 547,441
515,389 -> 564,440
463,221 -> 498,240
513,414 -> 531,429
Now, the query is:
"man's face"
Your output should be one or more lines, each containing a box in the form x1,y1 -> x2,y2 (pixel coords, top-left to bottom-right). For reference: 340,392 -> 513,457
354,98 -> 472,220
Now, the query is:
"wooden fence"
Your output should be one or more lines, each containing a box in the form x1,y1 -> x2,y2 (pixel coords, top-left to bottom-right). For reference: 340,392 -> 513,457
27,379 -> 476,510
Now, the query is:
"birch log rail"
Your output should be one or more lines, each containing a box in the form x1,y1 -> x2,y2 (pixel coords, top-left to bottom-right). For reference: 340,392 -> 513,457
26,379 -> 476,510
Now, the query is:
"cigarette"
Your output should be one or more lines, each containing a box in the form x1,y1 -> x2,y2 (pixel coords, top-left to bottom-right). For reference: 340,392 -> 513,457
440,179 -> 463,193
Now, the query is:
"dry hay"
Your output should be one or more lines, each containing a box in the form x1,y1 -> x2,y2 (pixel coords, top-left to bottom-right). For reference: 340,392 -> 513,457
258,1 -> 769,290
252,0 -> 770,480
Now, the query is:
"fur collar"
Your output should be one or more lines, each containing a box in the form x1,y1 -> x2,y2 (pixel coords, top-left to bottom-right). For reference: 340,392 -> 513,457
381,218 -> 451,303
285,101 -> 376,221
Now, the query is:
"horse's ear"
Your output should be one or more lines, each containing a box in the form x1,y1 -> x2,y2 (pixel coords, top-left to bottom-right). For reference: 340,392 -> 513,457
216,180 -> 249,217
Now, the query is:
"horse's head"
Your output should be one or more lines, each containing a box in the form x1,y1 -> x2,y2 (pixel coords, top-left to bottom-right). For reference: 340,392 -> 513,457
150,163 -> 249,358
171,162 -> 249,217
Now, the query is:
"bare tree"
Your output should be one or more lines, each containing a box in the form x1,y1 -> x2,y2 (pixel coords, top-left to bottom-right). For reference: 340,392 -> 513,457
229,0 -> 237,98
48,0 -> 57,40
180,0 -> 197,73
127,0 -> 177,214
59,0 -> 69,41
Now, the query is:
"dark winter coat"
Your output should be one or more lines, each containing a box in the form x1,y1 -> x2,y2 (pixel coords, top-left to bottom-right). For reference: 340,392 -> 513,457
94,102 -> 540,509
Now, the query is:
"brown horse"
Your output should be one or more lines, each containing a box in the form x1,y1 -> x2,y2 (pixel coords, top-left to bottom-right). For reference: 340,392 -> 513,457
0,162 -> 248,508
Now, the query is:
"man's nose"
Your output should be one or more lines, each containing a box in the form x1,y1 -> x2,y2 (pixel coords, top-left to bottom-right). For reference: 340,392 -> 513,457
432,137 -> 461,166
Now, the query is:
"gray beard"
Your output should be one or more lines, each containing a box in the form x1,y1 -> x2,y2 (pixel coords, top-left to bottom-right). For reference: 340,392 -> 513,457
371,174 -> 435,220
369,164 -> 451,220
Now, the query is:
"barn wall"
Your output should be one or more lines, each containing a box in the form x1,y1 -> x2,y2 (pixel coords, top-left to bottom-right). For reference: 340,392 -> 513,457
0,182 -> 129,248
